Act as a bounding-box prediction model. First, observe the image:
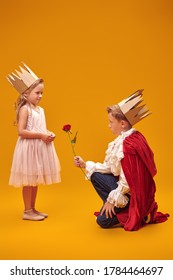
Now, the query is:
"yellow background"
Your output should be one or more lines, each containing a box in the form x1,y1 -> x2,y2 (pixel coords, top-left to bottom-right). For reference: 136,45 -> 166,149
0,0 -> 172,259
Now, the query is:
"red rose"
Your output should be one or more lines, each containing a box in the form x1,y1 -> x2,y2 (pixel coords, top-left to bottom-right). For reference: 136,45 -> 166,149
62,124 -> 71,132
62,123 -> 88,179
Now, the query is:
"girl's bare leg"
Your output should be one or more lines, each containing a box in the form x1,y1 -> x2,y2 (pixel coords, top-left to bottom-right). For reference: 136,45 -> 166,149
31,186 -> 48,218
22,186 -> 44,221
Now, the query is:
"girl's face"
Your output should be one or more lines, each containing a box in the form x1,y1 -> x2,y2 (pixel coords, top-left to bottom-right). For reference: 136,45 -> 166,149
26,83 -> 44,106
108,113 -> 129,135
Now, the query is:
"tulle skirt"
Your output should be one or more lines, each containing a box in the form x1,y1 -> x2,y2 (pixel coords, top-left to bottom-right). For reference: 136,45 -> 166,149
9,138 -> 61,187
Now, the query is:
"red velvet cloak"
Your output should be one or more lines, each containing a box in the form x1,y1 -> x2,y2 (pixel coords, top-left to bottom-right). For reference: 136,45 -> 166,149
116,131 -> 169,231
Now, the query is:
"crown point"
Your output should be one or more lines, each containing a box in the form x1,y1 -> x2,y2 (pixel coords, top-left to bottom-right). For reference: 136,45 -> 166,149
118,89 -> 151,125
7,63 -> 39,94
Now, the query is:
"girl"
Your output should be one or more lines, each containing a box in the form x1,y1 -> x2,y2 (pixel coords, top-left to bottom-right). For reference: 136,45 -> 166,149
7,64 -> 61,221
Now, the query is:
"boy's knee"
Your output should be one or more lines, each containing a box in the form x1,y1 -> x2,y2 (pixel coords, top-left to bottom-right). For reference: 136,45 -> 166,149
91,172 -> 101,183
96,213 -> 120,228
96,215 -> 110,228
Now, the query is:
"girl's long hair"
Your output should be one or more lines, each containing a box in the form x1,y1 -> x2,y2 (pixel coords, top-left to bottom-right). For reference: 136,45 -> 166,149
15,78 -> 44,124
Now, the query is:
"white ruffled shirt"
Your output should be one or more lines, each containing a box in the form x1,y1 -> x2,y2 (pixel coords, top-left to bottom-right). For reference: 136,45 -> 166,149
86,128 -> 136,208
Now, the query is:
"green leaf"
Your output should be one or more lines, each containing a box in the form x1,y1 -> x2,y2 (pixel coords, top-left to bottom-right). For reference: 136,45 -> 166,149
71,131 -> 78,144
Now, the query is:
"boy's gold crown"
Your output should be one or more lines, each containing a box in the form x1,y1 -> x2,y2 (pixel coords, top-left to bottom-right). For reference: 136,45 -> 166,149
118,89 -> 151,125
7,63 -> 39,94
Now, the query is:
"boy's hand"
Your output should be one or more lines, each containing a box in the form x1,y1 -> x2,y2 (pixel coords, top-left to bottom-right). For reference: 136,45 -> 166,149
100,201 -> 116,218
74,156 -> 86,168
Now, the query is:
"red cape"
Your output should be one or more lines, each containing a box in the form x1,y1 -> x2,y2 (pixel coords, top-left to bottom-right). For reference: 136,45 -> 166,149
116,131 -> 169,231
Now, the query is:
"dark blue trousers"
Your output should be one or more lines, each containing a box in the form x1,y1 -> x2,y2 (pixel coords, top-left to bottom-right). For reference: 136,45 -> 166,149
91,172 -> 126,228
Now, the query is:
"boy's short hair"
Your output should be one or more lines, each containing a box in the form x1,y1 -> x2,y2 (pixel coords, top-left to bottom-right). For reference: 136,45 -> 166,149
107,104 -> 131,125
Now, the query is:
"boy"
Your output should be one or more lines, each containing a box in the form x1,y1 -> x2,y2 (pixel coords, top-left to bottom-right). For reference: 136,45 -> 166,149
74,90 -> 169,231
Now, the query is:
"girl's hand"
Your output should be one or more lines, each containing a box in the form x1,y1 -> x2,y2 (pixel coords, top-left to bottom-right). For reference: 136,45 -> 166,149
47,131 -> 56,140
41,133 -> 55,144
74,156 -> 86,168
48,132 -> 56,141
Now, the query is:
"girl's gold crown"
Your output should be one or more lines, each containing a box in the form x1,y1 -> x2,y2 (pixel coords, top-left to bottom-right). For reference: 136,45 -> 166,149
7,63 -> 39,94
118,89 -> 151,125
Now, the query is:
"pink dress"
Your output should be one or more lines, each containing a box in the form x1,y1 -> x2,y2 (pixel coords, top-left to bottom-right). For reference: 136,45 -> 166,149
9,105 -> 61,187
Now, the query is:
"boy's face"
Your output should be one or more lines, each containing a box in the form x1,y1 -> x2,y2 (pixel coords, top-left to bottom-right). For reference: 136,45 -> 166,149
108,113 -> 129,135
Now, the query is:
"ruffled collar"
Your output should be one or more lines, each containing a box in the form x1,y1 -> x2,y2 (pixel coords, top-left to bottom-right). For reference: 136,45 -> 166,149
118,128 -> 136,141
105,128 -> 136,168
113,128 -> 136,159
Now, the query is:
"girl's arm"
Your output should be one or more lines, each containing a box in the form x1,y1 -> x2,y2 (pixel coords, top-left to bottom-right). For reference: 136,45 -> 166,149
18,106 -> 52,143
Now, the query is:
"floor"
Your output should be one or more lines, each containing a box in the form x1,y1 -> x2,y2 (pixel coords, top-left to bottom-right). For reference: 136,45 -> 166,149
0,178 -> 172,260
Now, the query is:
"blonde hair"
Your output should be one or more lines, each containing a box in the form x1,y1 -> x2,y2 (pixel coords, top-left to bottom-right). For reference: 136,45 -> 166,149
107,104 -> 132,127
15,78 -> 44,124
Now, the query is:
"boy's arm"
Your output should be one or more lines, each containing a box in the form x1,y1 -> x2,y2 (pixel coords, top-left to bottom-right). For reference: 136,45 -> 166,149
107,167 -> 130,207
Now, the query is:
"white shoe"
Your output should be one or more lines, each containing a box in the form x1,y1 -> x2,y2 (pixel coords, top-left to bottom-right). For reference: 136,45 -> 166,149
33,209 -> 48,218
23,210 -> 45,221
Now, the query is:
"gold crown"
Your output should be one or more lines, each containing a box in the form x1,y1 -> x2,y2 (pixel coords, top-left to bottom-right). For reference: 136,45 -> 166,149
7,63 -> 39,94
118,89 -> 151,125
